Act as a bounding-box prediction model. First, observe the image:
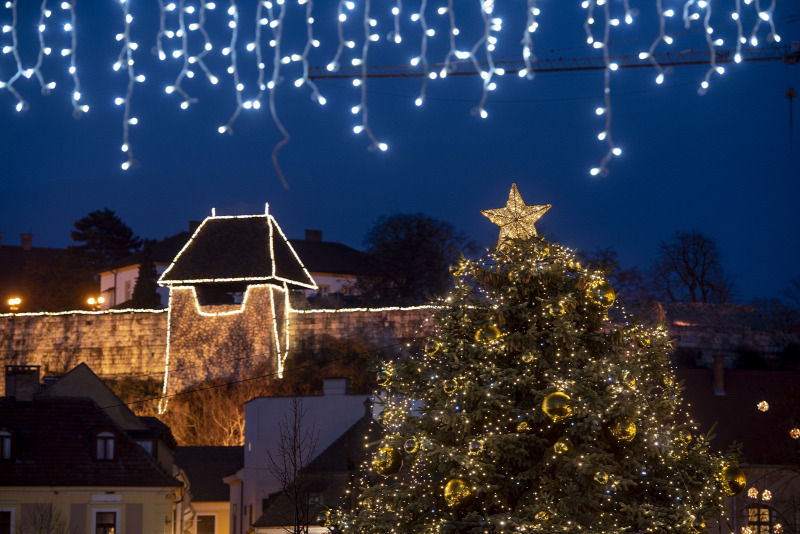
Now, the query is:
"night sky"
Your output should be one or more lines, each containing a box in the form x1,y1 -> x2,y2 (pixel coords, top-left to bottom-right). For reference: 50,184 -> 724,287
1,1 -> 798,303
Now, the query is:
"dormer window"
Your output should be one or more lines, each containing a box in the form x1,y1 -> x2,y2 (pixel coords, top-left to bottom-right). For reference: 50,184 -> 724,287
0,429 -> 12,460
95,431 -> 116,460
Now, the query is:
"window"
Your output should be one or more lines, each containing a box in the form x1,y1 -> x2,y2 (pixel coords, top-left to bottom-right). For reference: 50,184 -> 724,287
0,509 -> 14,534
0,430 -> 12,460
135,439 -> 154,455
94,511 -> 117,534
196,514 -> 216,534
748,506 -> 772,534
95,431 -> 116,460
124,280 -> 133,302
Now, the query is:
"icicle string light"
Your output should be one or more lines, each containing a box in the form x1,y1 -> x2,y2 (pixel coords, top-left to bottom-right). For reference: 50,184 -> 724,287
0,1 -> 788,179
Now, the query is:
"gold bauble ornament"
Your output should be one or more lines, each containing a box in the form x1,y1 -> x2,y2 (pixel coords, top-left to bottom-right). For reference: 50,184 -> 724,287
316,510 -> 332,527
719,464 -> 746,496
589,281 -> 616,308
443,478 -> 473,509
376,371 -> 391,387
372,446 -> 402,477
450,262 -> 466,276
691,516 -> 706,533
425,340 -> 441,356
549,301 -> 567,317
521,351 -> 535,363
620,370 -> 636,388
516,421 -> 531,433
535,242 -> 550,258
443,379 -> 458,395
404,437 -> 419,454
542,392 -> 573,423
660,374 -> 674,389
361,497 -> 376,510
475,325 -> 502,344
636,334 -> 651,348
594,471 -> 609,484
554,440 -> 569,454
508,270 -> 521,283
468,440 -> 483,455
677,429 -> 692,446
609,418 -> 637,444
566,259 -> 582,273
534,511 -> 550,521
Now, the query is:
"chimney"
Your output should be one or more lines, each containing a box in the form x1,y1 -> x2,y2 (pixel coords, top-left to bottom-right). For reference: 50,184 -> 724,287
305,229 -> 322,242
5,365 -> 40,401
20,233 -> 33,251
713,354 -> 725,396
323,378 -> 349,396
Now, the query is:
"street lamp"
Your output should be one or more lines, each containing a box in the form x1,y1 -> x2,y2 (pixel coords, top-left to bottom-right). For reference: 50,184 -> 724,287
87,296 -> 105,311
7,297 -> 21,312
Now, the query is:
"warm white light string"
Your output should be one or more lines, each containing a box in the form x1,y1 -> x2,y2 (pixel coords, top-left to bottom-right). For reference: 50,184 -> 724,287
0,1 -> 788,179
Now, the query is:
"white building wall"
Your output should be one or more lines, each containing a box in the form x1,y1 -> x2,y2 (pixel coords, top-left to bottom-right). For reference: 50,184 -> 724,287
99,264 -> 170,309
239,379 -> 370,533
302,274 -> 358,298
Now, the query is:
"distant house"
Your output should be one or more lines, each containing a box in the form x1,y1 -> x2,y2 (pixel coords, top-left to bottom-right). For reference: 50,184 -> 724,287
678,362 -> 800,534
225,378 -> 372,534
288,230 -> 372,300
174,446 -> 244,534
0,364 -> 185,534
0,232 -> 66,313
98,225 -> 197,309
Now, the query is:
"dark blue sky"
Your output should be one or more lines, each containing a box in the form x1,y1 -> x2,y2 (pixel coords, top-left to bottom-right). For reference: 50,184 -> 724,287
1,2 -> 798,303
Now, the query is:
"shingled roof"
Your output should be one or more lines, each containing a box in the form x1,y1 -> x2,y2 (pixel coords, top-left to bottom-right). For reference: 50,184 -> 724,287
0,396 -> 181,487
158,215 -> 316,289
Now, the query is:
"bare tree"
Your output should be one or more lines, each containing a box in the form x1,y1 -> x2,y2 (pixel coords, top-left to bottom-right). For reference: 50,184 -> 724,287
266,398 -> 320,534
358,213 -> 478,305
649,230 -> 735,304
17,503 -> 76,534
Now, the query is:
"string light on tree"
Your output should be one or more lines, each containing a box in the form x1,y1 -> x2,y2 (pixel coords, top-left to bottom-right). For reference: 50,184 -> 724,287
337,183 -> 741,534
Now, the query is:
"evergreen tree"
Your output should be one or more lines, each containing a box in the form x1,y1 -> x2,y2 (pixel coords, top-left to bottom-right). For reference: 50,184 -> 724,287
130,240 -> 162,308
334,186 -> 744,534
70,208 -> 142,271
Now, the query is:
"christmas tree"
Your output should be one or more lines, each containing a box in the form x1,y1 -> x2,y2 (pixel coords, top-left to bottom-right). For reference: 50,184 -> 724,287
329,185 -> 745,534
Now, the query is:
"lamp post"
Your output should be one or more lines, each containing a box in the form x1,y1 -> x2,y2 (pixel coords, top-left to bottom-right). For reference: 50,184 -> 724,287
87,296 -> 105,311
7,297 -> 21,312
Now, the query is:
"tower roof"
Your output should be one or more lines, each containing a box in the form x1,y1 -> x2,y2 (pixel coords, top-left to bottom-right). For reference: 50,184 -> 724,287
158,213 -> 316,289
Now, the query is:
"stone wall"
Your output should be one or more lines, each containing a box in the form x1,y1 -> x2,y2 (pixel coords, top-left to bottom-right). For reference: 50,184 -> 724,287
0,310 -> 168,394
1,301 -> 796,395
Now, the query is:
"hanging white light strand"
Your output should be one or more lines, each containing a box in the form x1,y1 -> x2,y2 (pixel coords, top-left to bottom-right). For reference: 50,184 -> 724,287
0,0 -> 789,180
297,0 -> 326,106
411,0 -> 431,107
266,0 -> 291,189
115,0 -> 137,170
519,0 -> 539,80
389,0 -> 402,45
439,0 -> 459,79
590,0 -> 621,177
355,0 -> 387,152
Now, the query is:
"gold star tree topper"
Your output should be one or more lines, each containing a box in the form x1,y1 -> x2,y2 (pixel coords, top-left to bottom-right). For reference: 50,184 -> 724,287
481,184 -> 551,242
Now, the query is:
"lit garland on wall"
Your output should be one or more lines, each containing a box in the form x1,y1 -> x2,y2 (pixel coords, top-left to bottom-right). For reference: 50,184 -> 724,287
0,1 -> 786,179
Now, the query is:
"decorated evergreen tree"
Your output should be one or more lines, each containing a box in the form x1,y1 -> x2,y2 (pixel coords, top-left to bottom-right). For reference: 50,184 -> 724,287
329,185 -> 745,534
